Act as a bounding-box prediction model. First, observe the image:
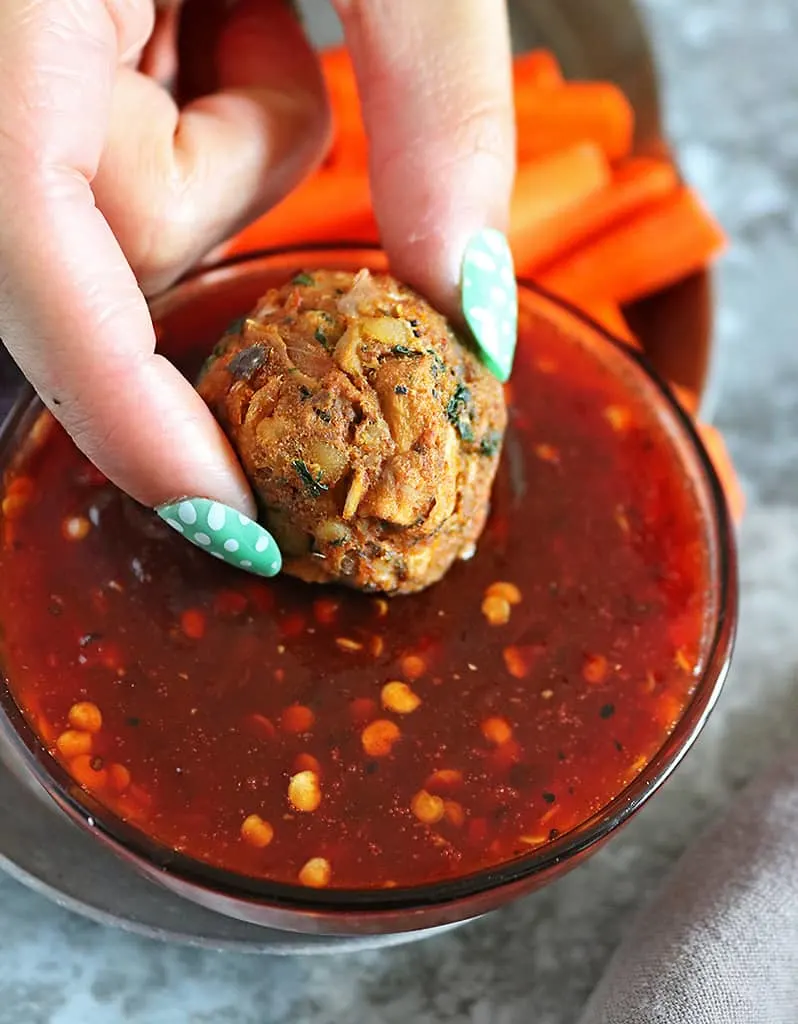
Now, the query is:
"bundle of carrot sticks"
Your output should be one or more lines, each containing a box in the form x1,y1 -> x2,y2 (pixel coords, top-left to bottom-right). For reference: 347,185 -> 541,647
222,47 -> 743,524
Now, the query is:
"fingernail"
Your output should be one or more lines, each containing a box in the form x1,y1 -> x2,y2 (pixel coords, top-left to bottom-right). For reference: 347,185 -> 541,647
156,499 -> 282,578
460,229 -> 518,382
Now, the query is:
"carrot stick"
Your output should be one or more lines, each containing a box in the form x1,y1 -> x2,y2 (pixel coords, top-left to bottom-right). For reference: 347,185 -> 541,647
669,382 -> 701,417
222,171 -> 378,257
324,123 -> 369,171
509,144 -> 611,262
579,300 -> 637,346
697,423 -> 745,525
513,49 -> 564,92
539,187 -> 727,305
320,47 -> 369,170
321,46 -> 358,102
511,157 -> 679,275
515,82 -> 634,162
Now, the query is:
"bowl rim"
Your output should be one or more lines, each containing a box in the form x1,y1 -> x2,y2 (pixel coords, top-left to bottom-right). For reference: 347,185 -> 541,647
0,243 -> 738,918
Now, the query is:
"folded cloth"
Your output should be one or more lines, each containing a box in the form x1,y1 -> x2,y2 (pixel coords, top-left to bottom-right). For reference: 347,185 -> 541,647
579,748 -> 798,1024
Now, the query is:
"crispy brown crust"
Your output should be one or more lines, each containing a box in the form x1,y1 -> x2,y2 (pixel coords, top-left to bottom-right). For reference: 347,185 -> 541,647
198,269 -> 507,594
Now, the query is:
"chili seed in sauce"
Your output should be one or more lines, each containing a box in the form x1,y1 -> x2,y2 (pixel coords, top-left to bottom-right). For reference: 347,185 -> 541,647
298,857 -> 331,888
313,598 -> 339,625
425,768 -> 463,791
335,636 -> 363,652
583,654 -> 609,685
350,697 -> 377,725
481,717 -> 513,746
293,752 -> 321,775
361,719 -> 400,757
67,702 -> 103,734
411,790 -> 445,825
503,646 -> 534,679
108,763 -> 132,793
481,594 -> 511,626
56,730 -> 92,759
400,654 -> 426,681
180,609 -> 206,639
241,814 -> 274,849
287,770 -> 322,812
485,581 -> 522,605
604,405 -> 632,432
444,800 -> 466,827
534,443 -> 560,464
381,681 -> 421,715
70,754 -> 108,791
280,705 -> 315,734
2,493 -> 30,519
62,516 -> 91,541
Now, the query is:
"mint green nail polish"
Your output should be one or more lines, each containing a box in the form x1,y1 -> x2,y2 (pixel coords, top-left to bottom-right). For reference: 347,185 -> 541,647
156,499 -> 282,578
461,228 -> 518,382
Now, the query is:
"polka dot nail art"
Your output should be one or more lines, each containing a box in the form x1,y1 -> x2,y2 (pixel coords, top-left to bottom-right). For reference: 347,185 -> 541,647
156,498 -> 282,578
460,228 -> 518,382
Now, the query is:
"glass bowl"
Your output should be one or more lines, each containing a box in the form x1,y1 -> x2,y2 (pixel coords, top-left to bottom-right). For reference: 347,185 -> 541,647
0,246 -> 737,937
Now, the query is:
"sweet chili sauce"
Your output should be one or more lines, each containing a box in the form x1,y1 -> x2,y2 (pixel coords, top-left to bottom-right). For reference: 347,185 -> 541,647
0,307 -> 712,890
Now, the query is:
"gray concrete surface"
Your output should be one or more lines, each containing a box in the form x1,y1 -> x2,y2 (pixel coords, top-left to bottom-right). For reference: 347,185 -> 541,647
1,1 -> 796,1020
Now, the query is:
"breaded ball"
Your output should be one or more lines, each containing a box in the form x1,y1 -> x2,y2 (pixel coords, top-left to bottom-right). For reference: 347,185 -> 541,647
198,269 -> 507,594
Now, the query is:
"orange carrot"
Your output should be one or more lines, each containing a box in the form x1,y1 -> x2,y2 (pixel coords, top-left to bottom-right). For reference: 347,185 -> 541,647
579,300 -> 637,346
223,171 -> 378,258
515,82 -> 634,162
511,157 -> 679,275
669,382 -> 701,417
510,143 -> 611,260
321,46 -> 358,102
324,123 -> 369,171
540,187 -> 726,305
323,73 -> 367,167
697,423 -> 745,525
320,47 -> 368,170
513,49 -> 564,92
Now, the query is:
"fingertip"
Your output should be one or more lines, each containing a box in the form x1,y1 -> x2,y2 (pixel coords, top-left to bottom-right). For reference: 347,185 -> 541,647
156,468 -> 258,523
381,161 -> 514,320
131,358 -> 259,519
52,350 -> 257,521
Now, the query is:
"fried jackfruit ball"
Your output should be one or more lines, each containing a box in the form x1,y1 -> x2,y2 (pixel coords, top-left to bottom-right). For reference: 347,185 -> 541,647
198,269 -> 507,594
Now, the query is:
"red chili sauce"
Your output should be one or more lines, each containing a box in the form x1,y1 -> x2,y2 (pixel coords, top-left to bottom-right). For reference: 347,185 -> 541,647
0,313 -> 711,891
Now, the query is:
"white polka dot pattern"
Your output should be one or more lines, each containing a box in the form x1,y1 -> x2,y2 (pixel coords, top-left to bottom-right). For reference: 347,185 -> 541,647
460,228 -> 518,382
156,498 -> 282,578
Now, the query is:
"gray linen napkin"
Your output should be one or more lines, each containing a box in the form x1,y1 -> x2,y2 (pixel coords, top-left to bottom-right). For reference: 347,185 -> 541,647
579,747 -> 798,1024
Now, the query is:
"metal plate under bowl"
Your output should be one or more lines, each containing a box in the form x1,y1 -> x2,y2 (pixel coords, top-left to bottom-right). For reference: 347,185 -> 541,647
0,760 -> 465,954
0,0 -> 714,952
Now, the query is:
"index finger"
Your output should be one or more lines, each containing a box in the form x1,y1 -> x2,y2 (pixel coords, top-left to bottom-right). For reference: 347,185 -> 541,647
333,0 -> 516,319
0,0 -> 328,541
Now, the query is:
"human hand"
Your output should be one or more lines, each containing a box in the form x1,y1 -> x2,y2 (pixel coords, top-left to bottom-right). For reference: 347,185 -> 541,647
0,0 -> 514,565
